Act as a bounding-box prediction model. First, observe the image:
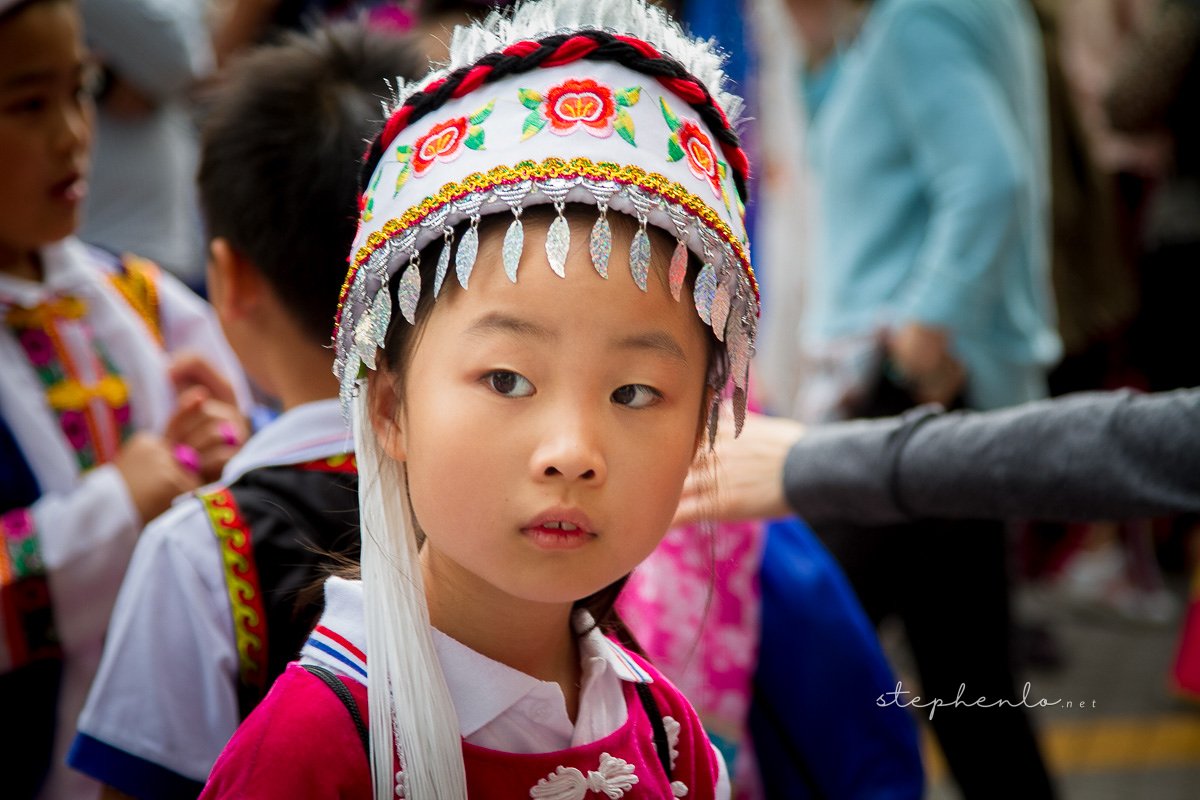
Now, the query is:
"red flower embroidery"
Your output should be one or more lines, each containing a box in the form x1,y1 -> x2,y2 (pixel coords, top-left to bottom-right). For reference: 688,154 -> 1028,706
17,328 -> 55,367
1,508 -> 35,540
59,409 -> 90,451
677,121 -> 721,196
543,79 -> 618,137
411,117 -> 469,176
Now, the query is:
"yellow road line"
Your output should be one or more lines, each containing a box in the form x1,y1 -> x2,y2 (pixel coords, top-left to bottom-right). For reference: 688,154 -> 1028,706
924,715 -> 1200,782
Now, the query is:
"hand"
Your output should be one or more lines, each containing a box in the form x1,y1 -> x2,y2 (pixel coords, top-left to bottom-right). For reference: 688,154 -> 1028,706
169,353 -> 242,408
887,322 -> 966,405
164,386 -> 248,483
673,404 -> 805,527
113,433 -> 202,525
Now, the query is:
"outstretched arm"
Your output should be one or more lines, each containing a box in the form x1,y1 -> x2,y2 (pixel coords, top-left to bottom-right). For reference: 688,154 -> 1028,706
676,388 -> 1200,526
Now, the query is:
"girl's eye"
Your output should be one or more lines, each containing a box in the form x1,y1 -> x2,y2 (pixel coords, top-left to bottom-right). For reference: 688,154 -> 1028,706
485,370 -> 534,398
8,96 -> 46,114
611,384 -> 661,409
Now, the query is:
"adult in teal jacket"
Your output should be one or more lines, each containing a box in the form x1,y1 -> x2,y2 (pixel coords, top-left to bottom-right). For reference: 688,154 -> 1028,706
791,0 -> 1059,796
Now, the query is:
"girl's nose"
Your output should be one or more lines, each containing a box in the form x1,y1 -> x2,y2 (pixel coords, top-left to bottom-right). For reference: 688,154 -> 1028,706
530,414 -> 607,485
53,93 -> 90,154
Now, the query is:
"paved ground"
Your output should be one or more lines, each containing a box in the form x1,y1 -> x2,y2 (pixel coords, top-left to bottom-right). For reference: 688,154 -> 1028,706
882,579 -> 1200,799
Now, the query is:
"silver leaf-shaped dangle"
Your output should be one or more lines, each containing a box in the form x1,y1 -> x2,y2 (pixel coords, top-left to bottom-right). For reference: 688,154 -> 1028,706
710,277 -> 732,342
629,217 -> 650,292
545,200 -> 570,278
338,353 -> 361,421
396,256 -> 421,325
733,385 -> 747,437
590,205 -> 612,279
354,312 -> 377,370
503,208 -> 524,283
693,260 -> 717,326
668,240 -> 688,302
665,205 -> 693,302
496,181 -> 532,283
456,216 -> 480,289
370,282 -> 392,345
433,226 -> 452,298
706,393 -> 721,450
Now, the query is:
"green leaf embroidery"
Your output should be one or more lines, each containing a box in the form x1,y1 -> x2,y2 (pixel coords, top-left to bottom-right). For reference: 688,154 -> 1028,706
396,163 -> 415,194
666,135 -> 685,163
614,108 -> 636,147
518,88 -> 542,110
469,100 -> 495,125
392,145 -> 413,195
521,111 -> 548,140
659,96 -> 681,132
615,87 -> 642,107
464,126 -> 486,151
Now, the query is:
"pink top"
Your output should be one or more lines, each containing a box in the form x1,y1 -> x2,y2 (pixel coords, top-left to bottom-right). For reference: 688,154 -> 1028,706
201,581 -> 722,798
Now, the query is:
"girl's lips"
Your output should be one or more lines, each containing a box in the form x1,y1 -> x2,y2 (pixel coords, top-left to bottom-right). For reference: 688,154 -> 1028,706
522,525 -> 596,550
522,508 -> 596,534
51,175 -> 87,203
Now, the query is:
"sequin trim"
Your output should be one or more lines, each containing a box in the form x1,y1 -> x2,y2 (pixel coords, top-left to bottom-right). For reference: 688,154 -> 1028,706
336,157 -> 757,329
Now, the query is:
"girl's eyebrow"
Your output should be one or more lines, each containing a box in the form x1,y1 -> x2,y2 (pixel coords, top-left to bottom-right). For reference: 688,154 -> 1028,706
466,312 -> 555,341
613,331 -> 688,364
0,62 -> 87,91
467,312 -> 687,363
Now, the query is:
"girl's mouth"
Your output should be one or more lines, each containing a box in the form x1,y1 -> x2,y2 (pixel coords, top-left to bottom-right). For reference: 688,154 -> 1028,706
51,174 -> 87,203
522,524 -> 595,550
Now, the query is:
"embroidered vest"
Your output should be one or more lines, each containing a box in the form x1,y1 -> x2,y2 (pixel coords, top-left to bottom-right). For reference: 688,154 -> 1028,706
198,456 -> 359,718
315,648 -> 720,800
1,250 -> 164,798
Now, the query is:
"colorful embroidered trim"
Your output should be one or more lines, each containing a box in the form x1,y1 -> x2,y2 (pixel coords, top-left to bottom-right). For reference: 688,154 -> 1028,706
373,30 -> 750,197
337,156 -> 757,328
294,454 -> 358,475
5,297 -> 134,473
199,488 -> 268,696
106,254 -> 163,346
0,508 -> 60,667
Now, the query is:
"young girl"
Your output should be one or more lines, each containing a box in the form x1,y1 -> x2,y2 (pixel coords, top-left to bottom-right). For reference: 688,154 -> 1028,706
202,1 -> 756,797
0,0 -> 248,796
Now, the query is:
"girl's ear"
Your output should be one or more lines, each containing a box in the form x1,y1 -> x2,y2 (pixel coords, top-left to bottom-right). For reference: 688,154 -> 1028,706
207,238 -> 263,323
368,373 -> 407,462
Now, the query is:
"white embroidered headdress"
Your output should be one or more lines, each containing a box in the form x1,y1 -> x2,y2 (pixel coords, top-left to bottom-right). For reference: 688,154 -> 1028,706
335,2 -> 758,797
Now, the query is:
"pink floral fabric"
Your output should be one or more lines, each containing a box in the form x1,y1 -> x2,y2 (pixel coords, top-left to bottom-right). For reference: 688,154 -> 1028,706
618,519 -> 765,764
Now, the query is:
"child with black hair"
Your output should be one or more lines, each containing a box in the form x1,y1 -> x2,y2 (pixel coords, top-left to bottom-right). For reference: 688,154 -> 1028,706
67,23 -> 423,800
202,1 -> 759,797
0,0 -> 249,797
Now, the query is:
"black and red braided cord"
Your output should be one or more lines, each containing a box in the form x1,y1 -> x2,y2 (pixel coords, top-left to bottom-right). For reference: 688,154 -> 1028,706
362,29 -> 750,200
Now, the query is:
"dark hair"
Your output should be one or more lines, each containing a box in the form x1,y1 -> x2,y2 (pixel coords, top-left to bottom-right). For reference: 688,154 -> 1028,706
373,204 -> 721,643
0,0 -> 71,24
197,22 -> 423,346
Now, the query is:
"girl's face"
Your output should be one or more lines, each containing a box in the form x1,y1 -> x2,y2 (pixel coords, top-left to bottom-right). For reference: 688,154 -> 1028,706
382,215 -> 711,611
0,0 -> 91,267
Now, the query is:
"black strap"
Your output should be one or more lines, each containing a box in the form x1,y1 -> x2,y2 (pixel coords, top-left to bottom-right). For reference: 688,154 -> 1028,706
302,664 -> 369,756
634,682 -> 672,779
